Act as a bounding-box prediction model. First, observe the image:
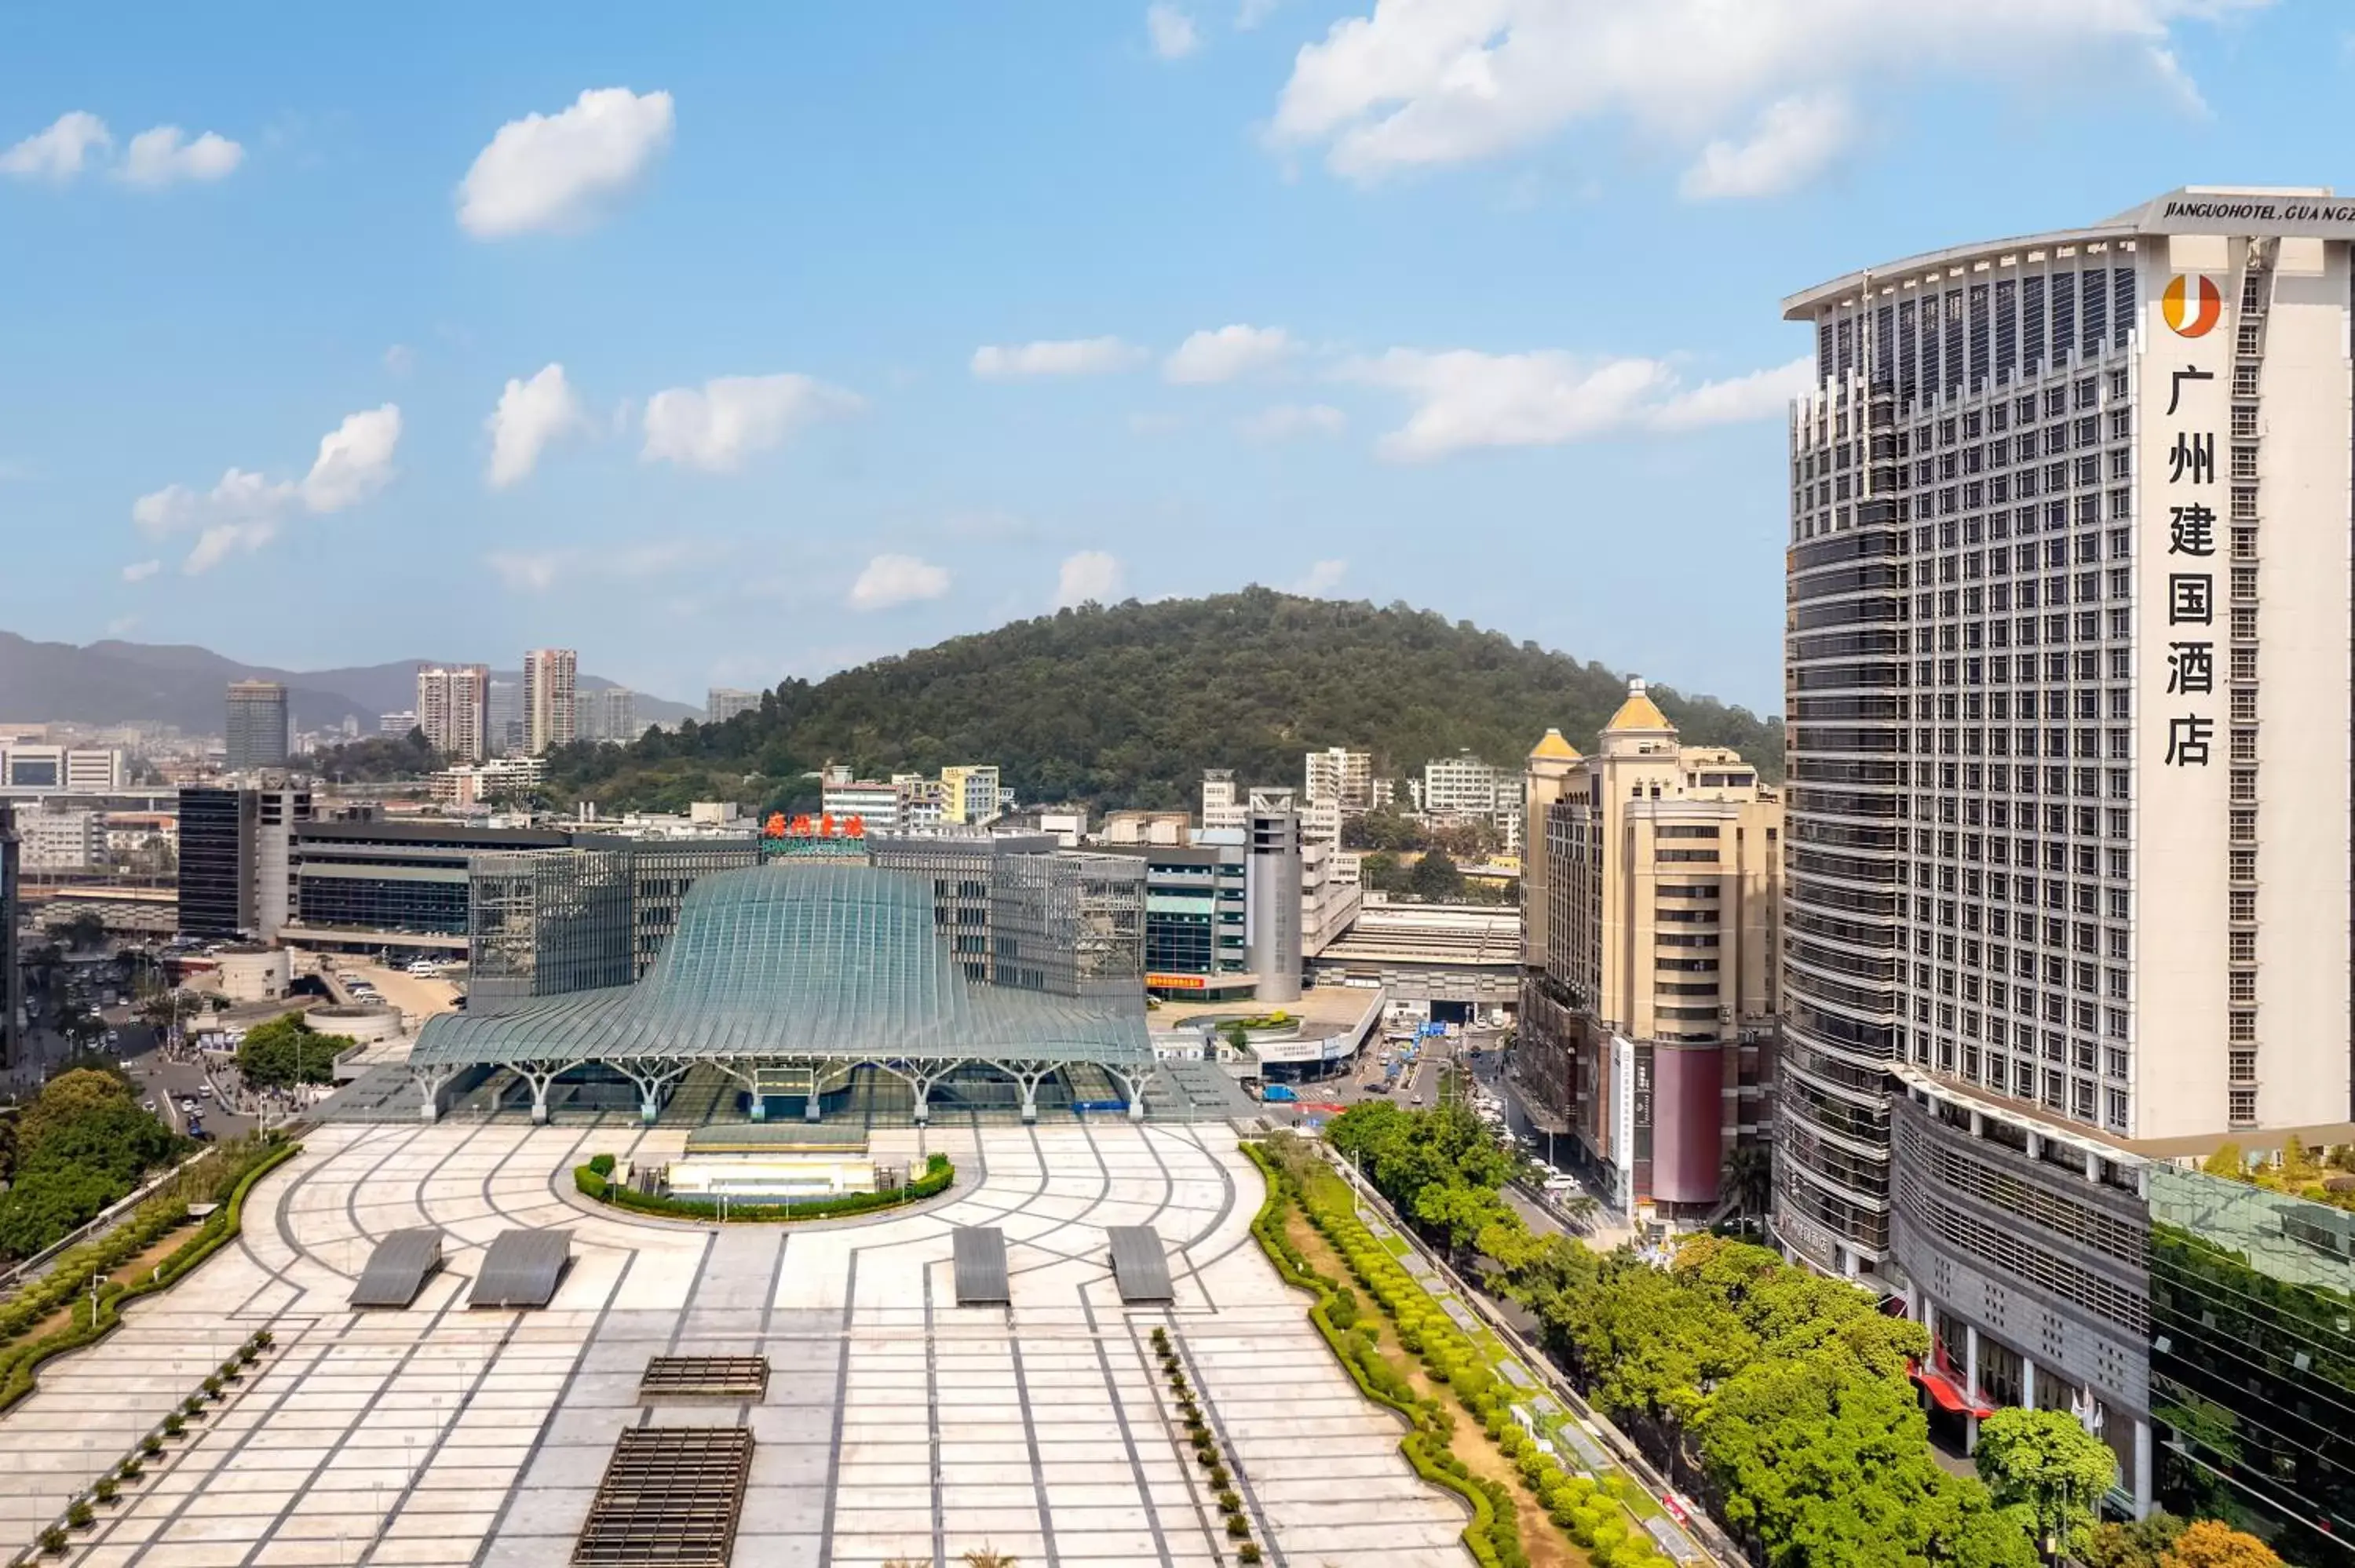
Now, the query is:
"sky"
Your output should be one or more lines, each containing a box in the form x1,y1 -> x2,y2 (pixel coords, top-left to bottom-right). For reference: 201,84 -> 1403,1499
2,1 -> 2346,716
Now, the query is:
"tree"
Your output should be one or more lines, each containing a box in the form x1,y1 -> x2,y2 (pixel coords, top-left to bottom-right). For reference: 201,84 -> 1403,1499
2160,1521 -> 2285,1568
2083,1513 -> 2186,1568
1973,1407 -> 2119,1562
1723,1142 -> 1773,1218
2200,1143 -> 2245,1179
235,1015 -> 353,1089
1408,849 -> 1464,902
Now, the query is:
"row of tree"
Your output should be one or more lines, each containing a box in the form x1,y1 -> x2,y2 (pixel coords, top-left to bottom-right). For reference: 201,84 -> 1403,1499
233,1015 -> 352,1090
1320,1101 -> 2287,1568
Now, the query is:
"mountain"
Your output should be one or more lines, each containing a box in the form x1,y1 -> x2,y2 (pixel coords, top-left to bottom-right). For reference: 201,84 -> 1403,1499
543,589 -> 1784,815
0,633 -> 698,735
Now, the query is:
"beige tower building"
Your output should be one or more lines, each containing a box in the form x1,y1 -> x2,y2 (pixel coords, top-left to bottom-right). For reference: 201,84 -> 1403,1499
1516,680 -> 1780,1224
522,648 -> 579,755
415,665 -> 490,764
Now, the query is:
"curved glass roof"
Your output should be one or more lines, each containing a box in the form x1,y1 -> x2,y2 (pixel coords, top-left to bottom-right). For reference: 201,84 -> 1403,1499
411,862 -> 1151,1068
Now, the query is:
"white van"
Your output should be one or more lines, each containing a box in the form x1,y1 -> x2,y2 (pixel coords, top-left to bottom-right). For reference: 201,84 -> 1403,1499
406,960 -> 441,978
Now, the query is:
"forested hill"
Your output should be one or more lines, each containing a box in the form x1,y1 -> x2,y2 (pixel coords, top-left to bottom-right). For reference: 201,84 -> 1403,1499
546,589 -> 1783,815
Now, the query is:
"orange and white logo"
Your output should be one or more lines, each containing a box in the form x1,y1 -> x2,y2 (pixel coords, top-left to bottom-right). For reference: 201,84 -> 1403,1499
2162,273 -> 2222,337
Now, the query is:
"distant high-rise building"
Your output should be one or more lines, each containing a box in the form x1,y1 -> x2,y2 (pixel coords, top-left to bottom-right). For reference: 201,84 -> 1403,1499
225,681 -> 290,771
0,801 -> 20,1070
380,709 -> 419,737
1303,747 -> 1374,813
705,687 -> 761,726
522,648 -> 578,755
582,687 -> 637,745
485,680 -> 524,757
416,665 -> 490,762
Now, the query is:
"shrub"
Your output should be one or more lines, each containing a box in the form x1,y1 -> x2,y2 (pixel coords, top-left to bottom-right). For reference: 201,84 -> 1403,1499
588,1153 -> 616,1177
67,1501 -> 93,1530
38,1526 -> 66,1555
139,1435 -> 162,1457
1237,1546 -> 1262,1565
203,1376 -> 224,1398
1225,1515 -> 1251,1539
117,1460 -> 142,1480
1216,1489 -> 1241,1511
162,1414 -> 185,1438
573,1165 -> 608,1201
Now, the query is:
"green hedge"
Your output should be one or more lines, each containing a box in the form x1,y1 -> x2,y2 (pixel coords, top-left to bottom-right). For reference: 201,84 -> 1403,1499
1243,1141 -> 1517,1568
1245,1140 -> 1672,1568
574,1153 -> 953,1223
0,1136 -> 302,1413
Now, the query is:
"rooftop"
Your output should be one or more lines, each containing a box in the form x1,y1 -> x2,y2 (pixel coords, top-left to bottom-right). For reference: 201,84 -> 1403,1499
411,861 -> 1151,1069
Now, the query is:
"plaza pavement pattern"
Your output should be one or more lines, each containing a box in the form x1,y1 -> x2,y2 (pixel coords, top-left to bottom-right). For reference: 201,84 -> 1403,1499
0,1118 -> 1473,1567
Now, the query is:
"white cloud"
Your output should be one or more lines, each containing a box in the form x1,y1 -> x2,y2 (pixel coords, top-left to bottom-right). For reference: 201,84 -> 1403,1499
457,86 -> 674,239
1055,550 -> 1126,609
486,363 -> 589,488
1270,0 -> 2255,189
849,553 -> 952,611
1148,2 -> 1202,59
1295,558 -> 1349,595
1345,348 -> 1802,461
1240,403 -> 1347,442
130,405 -> 402,573
640,373 -> 864,472
119,126 -> 244,187
1237,0 -> 1283,27
1164,324 -> 1295,384
1678,92 -> 1852,199
120,559 -> 161,583
1,111 -> 111,182
487,540 -> 713,592
971,337 -> 1148,380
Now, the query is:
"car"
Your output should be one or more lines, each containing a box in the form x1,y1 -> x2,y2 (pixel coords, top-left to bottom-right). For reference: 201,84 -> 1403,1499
406,961 -> 440,978
1409,1092 -> 1425,1107
141,1099 -> 155,1113
1364,1080 -> 1390,1094
199,1085 -> 214,1099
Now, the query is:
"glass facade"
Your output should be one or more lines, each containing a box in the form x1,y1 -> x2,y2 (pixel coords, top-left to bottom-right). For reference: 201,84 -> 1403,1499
294,821 -> 575,937
176,786 -> 252,936
630,839 -> 761,975
468,849 -> 635,1014
2147,1165 -> 2355,1563
413,862 -> 1153,1071
868,834 -> 1144,999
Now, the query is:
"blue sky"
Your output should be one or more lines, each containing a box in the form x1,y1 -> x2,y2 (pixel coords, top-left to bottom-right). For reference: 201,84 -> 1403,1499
0,1 -> 2343,714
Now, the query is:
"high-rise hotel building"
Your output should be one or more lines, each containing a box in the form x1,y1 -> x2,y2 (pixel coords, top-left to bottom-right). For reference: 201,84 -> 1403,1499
1778,191 -> 2355,1538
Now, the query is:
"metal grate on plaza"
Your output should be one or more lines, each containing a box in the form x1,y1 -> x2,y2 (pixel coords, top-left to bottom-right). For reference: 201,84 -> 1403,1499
406,861 -> 1159,1127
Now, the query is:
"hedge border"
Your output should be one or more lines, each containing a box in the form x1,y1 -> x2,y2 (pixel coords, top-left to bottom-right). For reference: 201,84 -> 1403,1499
574,1153 -> 955,1223
0,1138 -> 302,1414
1241,1142 -> 1512,1568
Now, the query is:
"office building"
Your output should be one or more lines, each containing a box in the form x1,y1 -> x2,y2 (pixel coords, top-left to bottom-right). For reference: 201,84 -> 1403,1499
1778,188 -> 2355,1282
16,808 -> 104,872
416,665 -> 490,763
1519,683 -> 1780,1223
522,648 -> 578,755
380,710 -> 418,738
705,687 -> 761,726
224,681 -> 290,771
939,764 -> 1002,826
890,775 -> 947,830
1115,840 -> 1254,999
581,686 -> 637,745
290,819 -> 580,948
485,681 -> 524,757
466,846 -> 637,1013
1200,769 -> 1244,832
820,779 -> 900,832
175,779 -> 312,940
0,745 -> 126,796
430,757 -> 547,811
1422,751 -> 1506,818
867,833 -> 1143,1000
1,802 -> 20,1070
1304,747 -> 1374,813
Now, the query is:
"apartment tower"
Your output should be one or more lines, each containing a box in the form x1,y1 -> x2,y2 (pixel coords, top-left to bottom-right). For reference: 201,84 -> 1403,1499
416,665 -> 491,763
522,648 -> 579,755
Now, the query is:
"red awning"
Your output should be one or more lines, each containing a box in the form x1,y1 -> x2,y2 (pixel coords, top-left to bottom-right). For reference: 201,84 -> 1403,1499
1909,1358 -> 1995,1418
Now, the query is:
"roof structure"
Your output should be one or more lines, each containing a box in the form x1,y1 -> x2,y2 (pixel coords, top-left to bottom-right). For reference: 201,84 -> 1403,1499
410,862 -> 1152,1071
349,1227 -> 443,1309
1528,727 -> 1582,762
1108,1224 -> 1174,1304
952,1226 -> 1011,1306
469,1229 -> 570,1310
1603,679 -> 1674,734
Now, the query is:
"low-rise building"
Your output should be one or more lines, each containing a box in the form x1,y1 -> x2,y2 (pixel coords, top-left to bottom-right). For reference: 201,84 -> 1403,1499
430,756 -> 546,811
939,764 -> 1002,825
1303,747 -> 1373,813
0,744 -> 126,796
16,808 -> 104,871
820,779 -> 901,833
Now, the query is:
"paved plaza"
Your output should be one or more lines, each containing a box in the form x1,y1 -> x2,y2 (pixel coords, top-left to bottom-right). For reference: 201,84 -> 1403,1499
0,1118 -> 1473,1567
